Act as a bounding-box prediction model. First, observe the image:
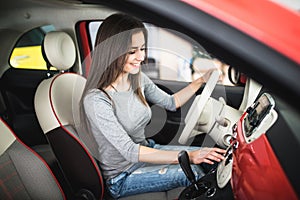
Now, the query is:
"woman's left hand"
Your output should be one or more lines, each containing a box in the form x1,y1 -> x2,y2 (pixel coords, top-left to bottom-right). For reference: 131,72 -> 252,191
190,68 -> 218,93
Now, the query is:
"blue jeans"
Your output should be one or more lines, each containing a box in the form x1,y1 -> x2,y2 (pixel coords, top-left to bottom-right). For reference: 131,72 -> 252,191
106,140 -> 206,198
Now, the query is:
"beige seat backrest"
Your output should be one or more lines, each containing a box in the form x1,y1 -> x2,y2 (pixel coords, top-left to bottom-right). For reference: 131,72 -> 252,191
35,73 -> 86,134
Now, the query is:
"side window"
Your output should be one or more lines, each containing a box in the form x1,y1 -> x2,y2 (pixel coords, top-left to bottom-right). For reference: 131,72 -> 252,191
88,21 -> 232,85
10,25 -> 56,70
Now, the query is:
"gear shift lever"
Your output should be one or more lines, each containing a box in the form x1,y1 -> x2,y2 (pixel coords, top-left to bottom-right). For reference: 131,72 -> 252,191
178,150 -> 199,190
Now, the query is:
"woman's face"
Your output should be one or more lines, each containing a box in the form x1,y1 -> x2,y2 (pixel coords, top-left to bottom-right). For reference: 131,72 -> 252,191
123,31 -> 146,74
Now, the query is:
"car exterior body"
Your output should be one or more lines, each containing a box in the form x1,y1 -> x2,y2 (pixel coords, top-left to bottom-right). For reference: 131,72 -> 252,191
0,0 -> 299,199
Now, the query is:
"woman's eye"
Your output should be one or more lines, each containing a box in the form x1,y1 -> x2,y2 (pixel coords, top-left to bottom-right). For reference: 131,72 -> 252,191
128,50 -> 135,55
128,47 -> 145,54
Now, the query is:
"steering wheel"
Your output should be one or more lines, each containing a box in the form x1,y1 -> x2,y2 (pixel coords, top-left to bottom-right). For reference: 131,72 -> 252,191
178,70 -> 220,144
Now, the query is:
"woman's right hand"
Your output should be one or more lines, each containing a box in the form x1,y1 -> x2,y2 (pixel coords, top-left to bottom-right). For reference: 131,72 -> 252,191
189,147 -> 226,165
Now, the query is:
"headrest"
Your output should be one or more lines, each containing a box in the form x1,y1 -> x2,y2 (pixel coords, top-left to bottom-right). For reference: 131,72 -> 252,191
43,31 -> 76,71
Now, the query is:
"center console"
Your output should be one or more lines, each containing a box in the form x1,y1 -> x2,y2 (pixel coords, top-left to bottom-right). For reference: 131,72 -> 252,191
178,93 -> 278,199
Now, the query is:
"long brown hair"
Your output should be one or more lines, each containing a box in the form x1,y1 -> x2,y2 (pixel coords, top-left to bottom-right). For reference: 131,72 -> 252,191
77,13 -> 148,158
85,13 -> 148,105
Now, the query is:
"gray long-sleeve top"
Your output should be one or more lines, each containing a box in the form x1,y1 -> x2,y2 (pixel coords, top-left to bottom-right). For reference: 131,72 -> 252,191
83,73 -> 176,180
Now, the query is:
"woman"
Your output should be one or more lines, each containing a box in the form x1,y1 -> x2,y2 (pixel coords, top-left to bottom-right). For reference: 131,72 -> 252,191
78,13 -> 226,198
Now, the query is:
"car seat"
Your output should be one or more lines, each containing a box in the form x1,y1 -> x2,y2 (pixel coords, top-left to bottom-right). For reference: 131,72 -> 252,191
34,31 -> 183,200
0,117 -> 66,200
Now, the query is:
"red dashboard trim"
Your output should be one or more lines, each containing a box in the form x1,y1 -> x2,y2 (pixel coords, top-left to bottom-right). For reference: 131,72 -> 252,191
231,113 -> 298,200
